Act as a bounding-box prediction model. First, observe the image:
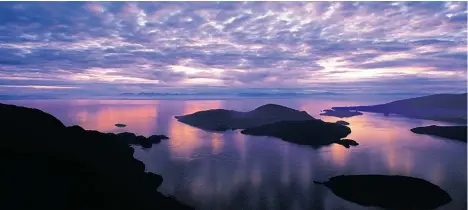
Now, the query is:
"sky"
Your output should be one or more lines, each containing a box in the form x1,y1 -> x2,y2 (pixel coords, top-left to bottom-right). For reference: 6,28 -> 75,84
0,1 -> 467,97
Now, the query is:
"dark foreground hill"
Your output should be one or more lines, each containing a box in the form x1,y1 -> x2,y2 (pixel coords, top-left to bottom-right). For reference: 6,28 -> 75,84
0,103 -> 192,210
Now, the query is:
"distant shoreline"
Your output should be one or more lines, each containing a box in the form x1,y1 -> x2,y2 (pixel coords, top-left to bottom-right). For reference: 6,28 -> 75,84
0,93 -> 451,101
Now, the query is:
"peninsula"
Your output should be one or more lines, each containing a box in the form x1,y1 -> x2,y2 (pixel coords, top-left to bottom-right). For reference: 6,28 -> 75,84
331,93 -> 467,123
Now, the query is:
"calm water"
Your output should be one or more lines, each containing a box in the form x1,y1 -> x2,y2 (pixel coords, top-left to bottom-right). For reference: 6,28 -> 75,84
3,96 -> 467,210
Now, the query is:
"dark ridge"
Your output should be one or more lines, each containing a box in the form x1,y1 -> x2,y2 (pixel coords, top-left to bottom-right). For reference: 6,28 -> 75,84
411,125 -> 467,142
314,175 -> 452,210
0,103 -> 192,210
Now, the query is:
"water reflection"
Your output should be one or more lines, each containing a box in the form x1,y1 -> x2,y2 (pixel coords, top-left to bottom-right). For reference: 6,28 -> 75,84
2,98 -> 466,210
74,105 -> 158,135
167,116 -> 201,158
233,131 -> 246,161
328,145 -> 349,168
211,133 -> 224,155
167,100 -> 222,158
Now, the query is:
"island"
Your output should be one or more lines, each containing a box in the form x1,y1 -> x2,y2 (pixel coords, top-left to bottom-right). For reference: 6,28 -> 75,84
176,104 -> 358,148
336,120 -> 350,125
175,104 -> 315,131
314,175 -> 452,210
410,125 -> 467,142
331,93 -> 467,124
319,109 -> 363,118
0,103 -> 192,210
115,123 -> 127,128
115,132 -> 170,148
240,120 -> 353,148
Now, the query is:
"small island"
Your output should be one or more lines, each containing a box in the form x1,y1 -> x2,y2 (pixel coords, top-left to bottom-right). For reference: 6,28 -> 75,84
319,109 -> 363,118
336,120 -> 350,125
115,123 -> 127,128
335,139 -> 359,148
0,103 -> 191,210
114,132 -> 170,148
314,175 -> 452,209
175,104 -> 315,131
331,93 -> 467,124
240,120 -> 353,148
411,125 -> 467,142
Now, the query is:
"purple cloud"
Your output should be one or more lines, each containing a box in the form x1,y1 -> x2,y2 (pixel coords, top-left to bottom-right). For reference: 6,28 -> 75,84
0,2 -> 466,96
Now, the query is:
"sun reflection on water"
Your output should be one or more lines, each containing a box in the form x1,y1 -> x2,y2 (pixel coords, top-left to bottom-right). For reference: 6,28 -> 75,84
71,101 -> 159,136
168,100 -> 222,158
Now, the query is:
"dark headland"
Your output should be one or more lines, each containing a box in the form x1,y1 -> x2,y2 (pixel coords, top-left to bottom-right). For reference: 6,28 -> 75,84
175,104 -> 315,131
0,103 -> 192,210
331,93 -> 467,124
314,175 -> 452,210
411,125 -> 467,142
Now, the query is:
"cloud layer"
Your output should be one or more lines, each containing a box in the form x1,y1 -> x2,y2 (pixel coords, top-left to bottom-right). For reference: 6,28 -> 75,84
0,2 -> 466,95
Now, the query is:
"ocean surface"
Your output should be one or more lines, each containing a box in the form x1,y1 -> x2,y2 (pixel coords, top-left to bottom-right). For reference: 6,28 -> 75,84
3,95 -> 467,210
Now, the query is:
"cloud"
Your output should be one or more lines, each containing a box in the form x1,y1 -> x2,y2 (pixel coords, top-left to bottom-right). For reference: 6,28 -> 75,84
0,2 -> 466,95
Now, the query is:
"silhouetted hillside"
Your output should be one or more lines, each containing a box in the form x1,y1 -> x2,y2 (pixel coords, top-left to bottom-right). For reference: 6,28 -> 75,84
0,103 -> 192,210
